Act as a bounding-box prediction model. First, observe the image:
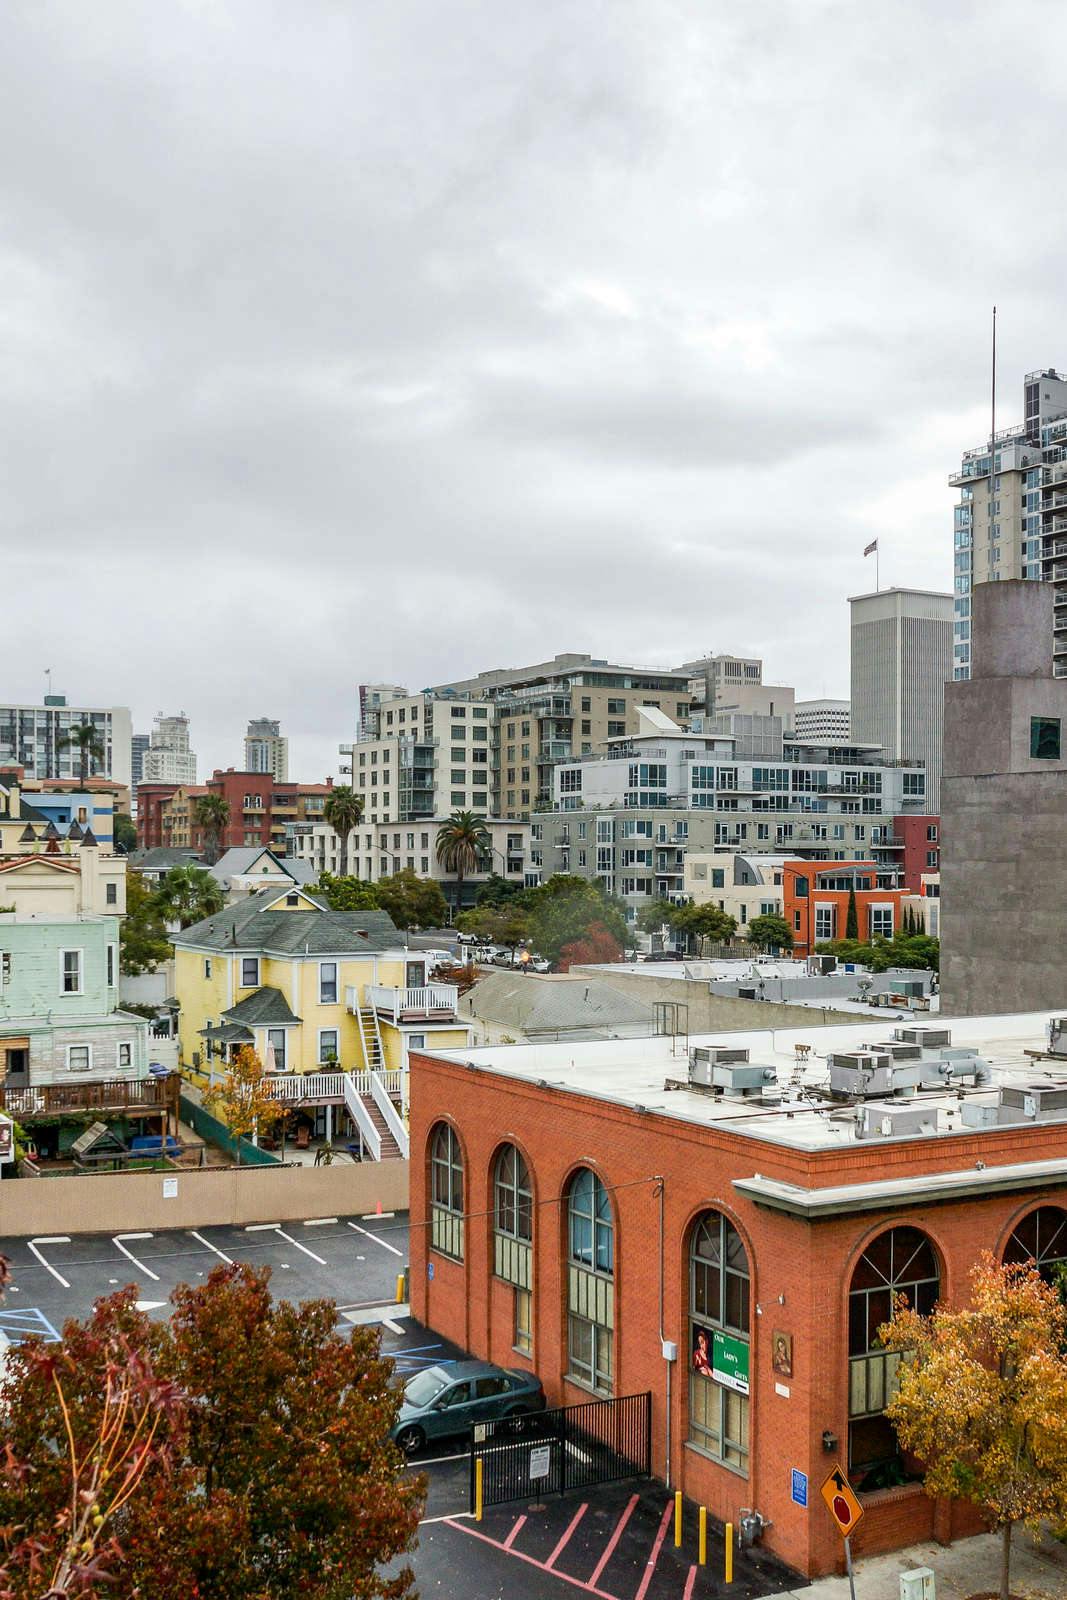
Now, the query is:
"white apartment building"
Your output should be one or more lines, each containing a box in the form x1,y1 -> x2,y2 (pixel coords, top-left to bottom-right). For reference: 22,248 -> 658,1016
0,698 -> 132,790
244,718 -> 288,781
849,589 -> 952,810
141,712 -> 197,786
683,852 -> 787,935
339,692 -> 496,825
533,708 -> 925,920
794,699 -> 850,742
951,366 -> 1067,679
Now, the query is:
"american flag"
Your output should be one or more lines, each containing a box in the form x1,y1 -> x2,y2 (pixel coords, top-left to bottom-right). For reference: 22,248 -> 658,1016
863,539 -> 878,558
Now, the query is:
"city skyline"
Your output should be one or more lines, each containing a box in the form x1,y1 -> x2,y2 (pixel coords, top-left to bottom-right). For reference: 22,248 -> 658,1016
3,3 -> 1065,778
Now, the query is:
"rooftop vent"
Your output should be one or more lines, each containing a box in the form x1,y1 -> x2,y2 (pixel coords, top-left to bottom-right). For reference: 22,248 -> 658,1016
855,1102 -> 938,1141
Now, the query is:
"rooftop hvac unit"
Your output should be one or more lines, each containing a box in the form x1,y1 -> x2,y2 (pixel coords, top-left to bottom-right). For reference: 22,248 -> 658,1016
1048,1018 -> 1067,1057
829,1051 -> 922,1099
961,1102 -> 1000,1129
688,1045 -> 750,1087
888,979 -> 925,999
917,1050 -> 991,1089
856,1102 -> 938,1141
711,1062 -> 778,1096
872,1041 -> 923,1062
998,1083 -> 1067,1122
895,1026 -> 952,1049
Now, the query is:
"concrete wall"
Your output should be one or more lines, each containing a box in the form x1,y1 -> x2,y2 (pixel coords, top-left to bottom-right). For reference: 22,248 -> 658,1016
560,969 -> 856,1031
0,1158 -> 409,1236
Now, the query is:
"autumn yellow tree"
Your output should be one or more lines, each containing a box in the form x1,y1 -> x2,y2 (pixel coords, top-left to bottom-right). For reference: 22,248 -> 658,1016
204,1046 -> 285,1163
880,1253 -> 1067,1600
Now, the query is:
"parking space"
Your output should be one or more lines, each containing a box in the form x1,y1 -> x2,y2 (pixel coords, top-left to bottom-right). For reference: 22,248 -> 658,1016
0,1211 -> 412,1334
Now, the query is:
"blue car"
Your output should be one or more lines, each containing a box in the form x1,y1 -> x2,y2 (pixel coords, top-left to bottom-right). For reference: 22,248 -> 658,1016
391,1360 -> 546,1456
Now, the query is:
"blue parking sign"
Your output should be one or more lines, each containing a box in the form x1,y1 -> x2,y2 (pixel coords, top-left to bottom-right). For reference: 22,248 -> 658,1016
791,1468 -> 808,1507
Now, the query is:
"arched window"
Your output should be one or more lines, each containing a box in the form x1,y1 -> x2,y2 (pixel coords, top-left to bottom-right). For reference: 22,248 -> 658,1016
429,1123 -> 464,1261
848,1227 -> 939,1483
688,1212 -> 750,1473
566,1168 -> 614,1393
1004,1207 -> 1067,1281
494,1145 -> 533,1353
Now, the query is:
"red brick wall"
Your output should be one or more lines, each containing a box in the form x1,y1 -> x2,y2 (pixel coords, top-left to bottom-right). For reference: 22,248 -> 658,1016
135,784 -> 179,849
893,814 -> 940,893
409,1049 -> 1067,1579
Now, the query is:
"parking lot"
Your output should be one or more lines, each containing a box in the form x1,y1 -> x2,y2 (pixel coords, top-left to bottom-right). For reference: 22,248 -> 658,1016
0,1213 -> 802,1598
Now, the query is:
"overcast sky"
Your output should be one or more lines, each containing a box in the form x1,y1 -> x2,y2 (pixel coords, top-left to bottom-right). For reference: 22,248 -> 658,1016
3,1 -> 1065,780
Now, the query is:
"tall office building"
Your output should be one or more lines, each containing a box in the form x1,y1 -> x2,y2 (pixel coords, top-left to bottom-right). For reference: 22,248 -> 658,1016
130,732 -> 150,808
794,699 -> 850,742
0,698 -> 132,790
356,684 -> 407,741
141,712 -> 197,785
244,718 -> 289,781
850,588 -> 952,809
951,366 -> 1067,680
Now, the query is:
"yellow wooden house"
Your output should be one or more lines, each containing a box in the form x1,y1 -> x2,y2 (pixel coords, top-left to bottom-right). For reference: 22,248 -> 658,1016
172,886 -> 469,1157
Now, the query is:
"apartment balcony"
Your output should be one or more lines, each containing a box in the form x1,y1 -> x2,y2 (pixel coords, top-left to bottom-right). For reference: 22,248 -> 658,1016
0,1073 -> 179,1120
262,1067 -> 403,1106
364,984 -> 459,1023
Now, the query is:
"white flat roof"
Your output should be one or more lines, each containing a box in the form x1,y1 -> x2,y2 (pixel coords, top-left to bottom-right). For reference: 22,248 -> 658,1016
432,1010 -> 1067,1154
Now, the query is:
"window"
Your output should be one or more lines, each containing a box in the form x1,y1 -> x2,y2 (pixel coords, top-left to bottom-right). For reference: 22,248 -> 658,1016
868,904 -> 894,939
567,1168 -> 614,1393
515,1287 -> 533,1354
117,1041 -> 133,1069
319,962 -> 338,1004
61,949 -> 82,994
430,1123 -> 464,1259
848,1228 -> 939,1479
495,1146 -> 533,1341
241,957 -> 260,988
814,904 -> 836,941
1031,716 -> 1061,760
204,958 -> 212,979
560,770 -> 582,794
1003,1207 -> 1067,1282
688,1212 -> 750,1472
581,697 -> 591,713
267,1029 -> 287,1070
107,945 -> 116,986
607,699 -> 625,715
106,882 -> 118,905
318,1029 -> 339,1064
66,1044 -> 91,1072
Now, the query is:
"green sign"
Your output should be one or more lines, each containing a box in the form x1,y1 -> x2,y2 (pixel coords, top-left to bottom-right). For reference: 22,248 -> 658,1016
712,1330 -> 750,1394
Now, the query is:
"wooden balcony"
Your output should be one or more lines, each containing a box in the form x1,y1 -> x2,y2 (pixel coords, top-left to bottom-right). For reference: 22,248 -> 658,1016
0,1074 -> 179,1120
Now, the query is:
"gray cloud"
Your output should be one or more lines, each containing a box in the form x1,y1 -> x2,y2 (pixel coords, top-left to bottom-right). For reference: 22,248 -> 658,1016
2,0 -> 1065,779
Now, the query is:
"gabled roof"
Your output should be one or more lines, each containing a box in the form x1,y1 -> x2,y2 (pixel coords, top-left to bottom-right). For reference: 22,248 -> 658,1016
222,987 -> 302,1026
129,847 -> 204,873
209,847 -> 316,886
173,888 -> 402,955
0,855 -> 80,878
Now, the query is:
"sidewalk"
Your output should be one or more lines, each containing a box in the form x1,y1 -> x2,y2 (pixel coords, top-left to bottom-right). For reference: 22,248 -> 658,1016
779,1526 -> 1067,1600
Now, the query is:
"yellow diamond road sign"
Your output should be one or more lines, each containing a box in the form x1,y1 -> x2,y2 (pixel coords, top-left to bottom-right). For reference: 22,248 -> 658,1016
821,1465 -> 864,1538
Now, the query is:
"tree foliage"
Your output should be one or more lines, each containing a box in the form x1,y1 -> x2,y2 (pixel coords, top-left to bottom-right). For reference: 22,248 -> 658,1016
203,1045 -> 285,1160
668,902 -> 738,952
56,723 -> 106,784
154,864 -> 225,930
845,885 -> 859,941
191,794 -> 230,866
814,931 -> 940,973
455,903 -> 531,948
0,1269 -> 423,1598
746,913 -> 793,952
557,920 -> 624,971
322,786 -> 364,879
525,874 -> 627,966
313,869 -> 447,929
881,1254 -> 1067,1600
435,811 -> 491,886
112,813 -> 137,854
119,871 -> 171,975
474,873 -> 525,907
635,901 -> 672,937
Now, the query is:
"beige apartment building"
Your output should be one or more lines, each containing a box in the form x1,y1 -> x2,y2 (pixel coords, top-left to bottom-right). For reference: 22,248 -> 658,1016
340,692 -> 496,825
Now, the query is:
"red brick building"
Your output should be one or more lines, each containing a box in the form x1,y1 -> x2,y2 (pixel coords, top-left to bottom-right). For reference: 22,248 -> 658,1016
410,1014 -> 1067,1578
890,813 -> 940,892
782,861 -> 911,956
136,771 -> 334,854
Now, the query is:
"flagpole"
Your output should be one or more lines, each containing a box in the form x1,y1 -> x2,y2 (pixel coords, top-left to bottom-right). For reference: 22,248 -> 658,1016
876,546 -> 880,593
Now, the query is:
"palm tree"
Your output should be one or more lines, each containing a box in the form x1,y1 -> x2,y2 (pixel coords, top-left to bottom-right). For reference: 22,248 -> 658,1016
436,810 -> 491,917
154,864 -> 225,930
323,785 -> 364,878
56,722 -> 106,784
192,793 -> 231,866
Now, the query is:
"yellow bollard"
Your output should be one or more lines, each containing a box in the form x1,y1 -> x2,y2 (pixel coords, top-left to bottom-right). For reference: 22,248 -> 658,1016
395,1272 -> 405,1304
475,1457 -> 484,1522
674,1489 -> 682,1548
725,1521 -> 734,1583
699,1506 -> 707,1566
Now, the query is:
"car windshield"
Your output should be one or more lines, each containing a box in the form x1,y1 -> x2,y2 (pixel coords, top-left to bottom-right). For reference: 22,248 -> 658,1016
403,1368 -> 450,1409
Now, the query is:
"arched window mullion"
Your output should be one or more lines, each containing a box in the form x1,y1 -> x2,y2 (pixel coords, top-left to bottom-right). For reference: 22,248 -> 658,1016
429,1123 -> 464,1261
688,1210 -> 751,1474
566,1169 -> 614,1394
493,1145 -> 534,1353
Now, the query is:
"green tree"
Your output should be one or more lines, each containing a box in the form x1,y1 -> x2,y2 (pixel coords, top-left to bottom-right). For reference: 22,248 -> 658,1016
635,901 -> 672,939
881,1255 -> 1067,1600
154,864 -> 225,930
746,913 -> 793,952
192,793 -> 231,866
525,874 -> 628,966
474,872 -> 525,907
322,786 -> 364,880
845,885 -> 859,940
204,1045 -> 285,1162
113,812 -> 137,853
56,721 -> 106,784
435,810 -> 491,909
120,871 -> 171,975
313,872 -> 381,911
0,1270 -> 423,1599
456,903 -> 531,950
669,902 -> 737,954
374,868 -> 448,930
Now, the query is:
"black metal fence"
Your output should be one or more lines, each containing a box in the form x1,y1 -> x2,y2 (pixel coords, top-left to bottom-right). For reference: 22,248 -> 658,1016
470,1390 -> 652,1511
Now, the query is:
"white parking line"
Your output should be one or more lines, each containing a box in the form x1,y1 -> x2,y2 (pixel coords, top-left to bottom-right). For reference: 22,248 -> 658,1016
28,1237 -> 71,1289
346,1221 -> 402,1257
303,1218 -> 338,1227
362,1211 -> 396,1220
245,1223 -> 326,1266
188,1231 -> 234,1264
113,1233 -> 160,1282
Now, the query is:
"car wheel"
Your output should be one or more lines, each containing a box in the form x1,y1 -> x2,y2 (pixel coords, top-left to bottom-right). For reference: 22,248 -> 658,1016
395,1425 -> 426,1456
505,1408 -> 531,1435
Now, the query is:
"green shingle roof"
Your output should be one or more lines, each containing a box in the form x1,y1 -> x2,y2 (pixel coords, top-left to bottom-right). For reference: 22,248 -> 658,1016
223,987 -> 302,1026
174,888 -> 403,955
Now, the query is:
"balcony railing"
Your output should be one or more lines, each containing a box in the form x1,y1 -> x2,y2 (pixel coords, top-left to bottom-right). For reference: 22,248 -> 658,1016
262,1067 -> 403,1104
365,984 -> 459,1022
0,1074 -> 177,1118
